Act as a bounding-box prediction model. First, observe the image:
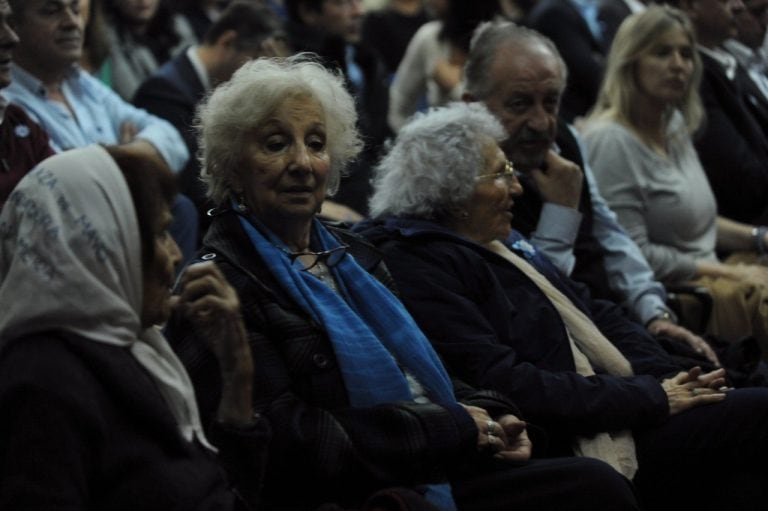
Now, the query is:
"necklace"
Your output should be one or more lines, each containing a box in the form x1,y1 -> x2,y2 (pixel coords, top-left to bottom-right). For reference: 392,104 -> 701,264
306,260 -> 339,293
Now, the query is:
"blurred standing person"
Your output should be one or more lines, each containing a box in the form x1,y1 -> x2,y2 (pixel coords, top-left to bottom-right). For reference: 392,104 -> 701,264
284,0 -> 391,216
361,0 -> 429,77
388,0 -> 502,131
102,0 -> 197,100
134,1 -> 286,228
525,0 -> 608,122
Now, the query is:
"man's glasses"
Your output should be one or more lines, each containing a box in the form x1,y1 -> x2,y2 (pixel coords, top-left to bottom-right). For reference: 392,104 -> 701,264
283,244 -> 349,271
475,160 -> 519,183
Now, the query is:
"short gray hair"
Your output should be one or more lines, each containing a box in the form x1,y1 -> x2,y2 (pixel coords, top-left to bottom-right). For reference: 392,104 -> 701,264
196,54 -> 363,205
369,102 -> 505,219
464,20 -> 568,100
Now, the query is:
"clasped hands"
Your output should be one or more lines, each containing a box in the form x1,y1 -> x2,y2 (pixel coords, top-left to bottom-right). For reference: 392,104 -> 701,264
661,366 -> 729,416
460,404 -> 532,462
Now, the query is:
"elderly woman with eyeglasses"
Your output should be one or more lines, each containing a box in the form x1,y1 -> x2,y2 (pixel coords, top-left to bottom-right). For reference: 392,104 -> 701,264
358,101 -> 768,511
166,55 -> 641,511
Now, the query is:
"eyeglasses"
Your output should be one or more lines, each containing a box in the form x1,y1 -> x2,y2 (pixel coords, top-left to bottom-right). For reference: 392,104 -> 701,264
283,244 -> 349,271
475,160 -> 518,183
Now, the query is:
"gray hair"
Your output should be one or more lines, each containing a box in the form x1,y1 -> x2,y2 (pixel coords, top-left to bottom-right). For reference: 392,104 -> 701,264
196,54 -> 363,205
369,102 -> 506,219
464,20 -> 568,100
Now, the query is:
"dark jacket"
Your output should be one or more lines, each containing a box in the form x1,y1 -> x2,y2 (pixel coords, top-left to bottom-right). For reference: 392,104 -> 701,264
358,218 -> 675,454
285,21 -> 392,214
0,103 -> 55,207
694,52 -> 768,224
524,0 -> 606,122
0,332 -> 269,510
513,119 -> 615,301
166,211 -> 520,510
133,50 -> 209,214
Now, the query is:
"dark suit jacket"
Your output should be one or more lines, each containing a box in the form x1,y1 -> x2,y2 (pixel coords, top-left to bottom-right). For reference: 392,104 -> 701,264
598,0 -> 632,47
134,51 -> 209,214
359,219 -> 674,454
525,0 -> 606,122
695,52 -> 768,223
512,120 -> 614,301
286,20 -> 392,214
166,211 -> 519,510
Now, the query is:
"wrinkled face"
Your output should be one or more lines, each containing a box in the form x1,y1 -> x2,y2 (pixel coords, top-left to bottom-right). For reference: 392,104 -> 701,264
238,94 -> 331,231
311,0 -> 363,44
736,0 -> 768,48
692,0 -> 741,45
460,141 -> 523,244
0,1 -> 19,88
482,41 -> 564,172
114,0 -> 158,24
12,0 -> 83,71
141,205 -> 182,327
635,25 -> 695,108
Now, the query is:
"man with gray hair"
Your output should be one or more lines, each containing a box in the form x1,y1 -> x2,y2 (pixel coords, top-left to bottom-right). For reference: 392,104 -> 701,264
463,20 -> 719,364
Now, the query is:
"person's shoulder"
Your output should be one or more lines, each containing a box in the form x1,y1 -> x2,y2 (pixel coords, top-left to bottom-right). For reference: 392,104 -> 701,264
411,20 -> 442,42
582,118 -> 635,147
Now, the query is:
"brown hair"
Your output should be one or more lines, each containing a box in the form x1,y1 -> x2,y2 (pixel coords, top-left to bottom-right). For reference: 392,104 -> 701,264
104,146 -> 177,269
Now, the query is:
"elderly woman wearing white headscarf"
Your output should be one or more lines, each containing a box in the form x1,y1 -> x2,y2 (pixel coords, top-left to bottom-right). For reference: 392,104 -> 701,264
165,54 -> 641,511
0,145 -> 269,510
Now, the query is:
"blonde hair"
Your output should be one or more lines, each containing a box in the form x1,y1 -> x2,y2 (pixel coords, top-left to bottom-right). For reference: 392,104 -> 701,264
588,5 -> 703,135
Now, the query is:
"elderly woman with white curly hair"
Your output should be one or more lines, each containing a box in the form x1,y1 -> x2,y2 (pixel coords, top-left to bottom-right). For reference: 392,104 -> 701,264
358,101 -> 768,511
166,55 -> 641,511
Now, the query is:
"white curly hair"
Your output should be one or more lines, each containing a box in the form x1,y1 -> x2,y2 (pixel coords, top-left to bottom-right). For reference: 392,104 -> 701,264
195,53 -> 363,205
369,102 -> 506,219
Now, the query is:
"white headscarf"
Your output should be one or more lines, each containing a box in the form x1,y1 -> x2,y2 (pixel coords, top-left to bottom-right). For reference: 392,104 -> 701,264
0,145 -> 213,449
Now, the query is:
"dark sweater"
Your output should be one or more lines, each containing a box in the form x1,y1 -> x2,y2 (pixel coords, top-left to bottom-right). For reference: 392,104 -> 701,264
0,332 -> 270,510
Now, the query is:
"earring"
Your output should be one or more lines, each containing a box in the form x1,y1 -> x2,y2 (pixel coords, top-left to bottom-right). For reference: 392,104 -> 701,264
460,210 -> 469,219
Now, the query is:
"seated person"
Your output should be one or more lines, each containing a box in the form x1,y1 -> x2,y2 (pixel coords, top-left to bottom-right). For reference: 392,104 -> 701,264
0,0 -> 53,208
582,6 -> 768,354
5,0 -> 197,262
166,55 -> 640,511
0,145 -> 269,509
134,0 -> 286,226
358,101 -> 768,511
462,20 -> 717,365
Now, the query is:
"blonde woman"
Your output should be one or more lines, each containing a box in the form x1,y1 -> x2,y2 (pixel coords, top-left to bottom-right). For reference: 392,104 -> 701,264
582,6 -> 768,354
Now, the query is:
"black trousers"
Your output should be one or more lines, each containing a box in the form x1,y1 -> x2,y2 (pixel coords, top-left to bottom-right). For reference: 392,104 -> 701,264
452,456 -> 639,511
635,387 -> 768,511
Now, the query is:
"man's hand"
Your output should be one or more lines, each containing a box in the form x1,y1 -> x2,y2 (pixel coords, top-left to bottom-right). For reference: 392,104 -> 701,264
647,318 -> 721,367
529,150 -> 583,209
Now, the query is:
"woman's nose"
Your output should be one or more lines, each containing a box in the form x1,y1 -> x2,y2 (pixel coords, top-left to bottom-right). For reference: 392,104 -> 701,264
508,172 -> 524,197
289,144 -> 312,172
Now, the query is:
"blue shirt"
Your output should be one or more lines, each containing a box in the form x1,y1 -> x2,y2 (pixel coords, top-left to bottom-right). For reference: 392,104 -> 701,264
531,125 -> 671,326
4,64 -> 188,173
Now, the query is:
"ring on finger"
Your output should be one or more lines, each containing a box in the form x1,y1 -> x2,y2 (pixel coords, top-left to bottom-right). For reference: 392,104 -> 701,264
691,388 -> 702,396
486,420 -> 496,436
